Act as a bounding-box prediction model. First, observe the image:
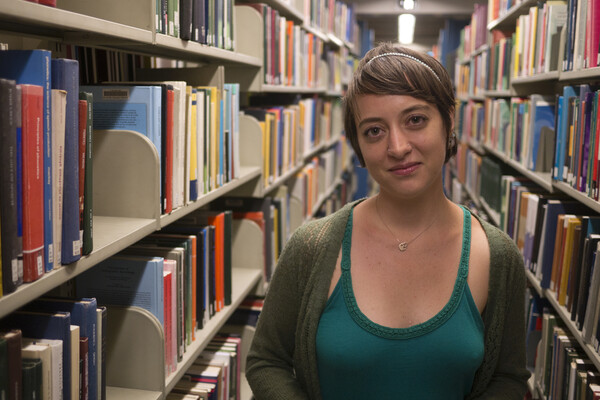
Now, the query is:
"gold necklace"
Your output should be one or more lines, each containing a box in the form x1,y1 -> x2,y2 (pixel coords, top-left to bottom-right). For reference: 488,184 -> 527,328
375,196 -> 437,252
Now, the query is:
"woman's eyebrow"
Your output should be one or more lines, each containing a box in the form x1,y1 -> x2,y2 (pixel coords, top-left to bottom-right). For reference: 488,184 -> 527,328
357,104 -> 433,128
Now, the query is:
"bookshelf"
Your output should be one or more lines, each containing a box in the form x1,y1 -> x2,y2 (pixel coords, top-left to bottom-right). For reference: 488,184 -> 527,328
0,0 -> 360,399
450,0 -> 600,398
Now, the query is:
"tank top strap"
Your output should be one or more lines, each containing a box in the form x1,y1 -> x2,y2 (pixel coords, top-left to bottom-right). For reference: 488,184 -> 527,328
341,207 -> 354,273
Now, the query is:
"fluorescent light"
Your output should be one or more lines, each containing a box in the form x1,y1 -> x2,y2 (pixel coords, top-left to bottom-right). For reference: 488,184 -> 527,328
398,14 -> 415,44
399,0 -> 415,10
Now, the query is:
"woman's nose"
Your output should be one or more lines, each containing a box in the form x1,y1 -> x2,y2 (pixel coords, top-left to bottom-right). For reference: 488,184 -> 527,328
386,128 -> 412,158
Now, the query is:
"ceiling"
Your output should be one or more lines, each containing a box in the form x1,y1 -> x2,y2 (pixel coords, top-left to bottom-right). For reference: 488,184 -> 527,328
347,0 -> 484,52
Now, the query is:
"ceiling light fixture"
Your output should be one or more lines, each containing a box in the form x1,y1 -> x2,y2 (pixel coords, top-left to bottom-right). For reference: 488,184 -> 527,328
398,0 -> 415,10
398,13 -> 416,44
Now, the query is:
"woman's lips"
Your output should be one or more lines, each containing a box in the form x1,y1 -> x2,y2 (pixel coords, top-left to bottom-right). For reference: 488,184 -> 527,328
389,162 -> 420,175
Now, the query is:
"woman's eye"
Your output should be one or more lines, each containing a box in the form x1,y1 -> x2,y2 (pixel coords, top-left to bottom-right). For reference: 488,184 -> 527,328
407,115 -> 427,126
364,127 -> 382,137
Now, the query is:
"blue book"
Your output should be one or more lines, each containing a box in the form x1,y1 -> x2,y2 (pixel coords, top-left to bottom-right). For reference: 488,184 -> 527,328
0,50 -> 53,272
559,86 -> 578,182
26,297 -> 98,400
553,95 -> 564,180
79,84 -> 163,210
0,310 -> 71,400
75,255 -> 165,325
52,58 -> 81,265
529,97 -> 556,171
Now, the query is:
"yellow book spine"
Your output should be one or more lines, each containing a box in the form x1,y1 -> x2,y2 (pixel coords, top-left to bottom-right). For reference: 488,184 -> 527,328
558,216 -> 580,305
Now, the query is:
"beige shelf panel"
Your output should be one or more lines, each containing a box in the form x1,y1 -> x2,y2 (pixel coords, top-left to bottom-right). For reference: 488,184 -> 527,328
106,306 -> 166,392
93,129 -> 161,219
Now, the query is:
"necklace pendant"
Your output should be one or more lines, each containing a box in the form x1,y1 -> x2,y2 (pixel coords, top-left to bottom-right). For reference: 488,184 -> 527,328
398,242 -> 408,251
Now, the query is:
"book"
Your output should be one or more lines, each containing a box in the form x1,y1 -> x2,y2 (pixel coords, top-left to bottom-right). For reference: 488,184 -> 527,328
79,91 -> 93,256
536,200 -> 585,288
51,58 -> 81,265
162,223 -> 211,330
0,50 -> 53,273
51,89 -> 66,269
1,330 -> 22,400
0,311 -> 71,400
210,196 -> 273,281
139,233 -> 196,346
69,325 -> 80,400
177,210 -> 229,312
21,358 -> 43,400
96,306 -> 107,400
21,341 -> 52,400
121,246 -> 185,358
19,83 -> 45,282
80,336 -> 89,400
179,0 -> 193,40
527,95 -> 556,172
22,338 -> 63,400
163,265 -> 175,376
75,255 -> 164,326
26,297 -> 98,400
79,84 -> 164,213
0,78 -> 22,294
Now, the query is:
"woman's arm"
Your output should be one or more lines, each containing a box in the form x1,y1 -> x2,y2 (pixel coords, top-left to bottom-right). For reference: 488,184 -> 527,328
245,228 -> 311,400
470,224 -> 531,399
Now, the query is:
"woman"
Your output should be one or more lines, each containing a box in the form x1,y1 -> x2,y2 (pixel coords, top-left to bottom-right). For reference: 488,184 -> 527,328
246,43 -> 530,399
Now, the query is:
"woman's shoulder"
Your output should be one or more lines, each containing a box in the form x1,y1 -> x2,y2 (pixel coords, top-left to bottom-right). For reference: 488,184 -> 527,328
469,209 -> 525,280
289,199 -> 362,243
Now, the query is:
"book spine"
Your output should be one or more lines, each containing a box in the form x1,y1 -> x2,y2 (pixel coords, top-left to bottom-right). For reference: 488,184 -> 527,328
78,99 -> 87,255
40,51 -> 53,274
51,58 -> 81,265
20,84 -> 45,283
80,91 -> 93,256
0,79 -> 22,293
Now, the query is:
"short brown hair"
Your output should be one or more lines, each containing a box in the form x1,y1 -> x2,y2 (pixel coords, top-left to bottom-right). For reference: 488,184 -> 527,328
343,43 -> 457,166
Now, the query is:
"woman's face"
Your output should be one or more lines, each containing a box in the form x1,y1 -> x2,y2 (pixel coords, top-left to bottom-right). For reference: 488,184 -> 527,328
355,94 -> 449,199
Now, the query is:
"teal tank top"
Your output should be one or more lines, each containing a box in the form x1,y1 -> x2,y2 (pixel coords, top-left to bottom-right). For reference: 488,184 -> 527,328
316,206 -> 484,399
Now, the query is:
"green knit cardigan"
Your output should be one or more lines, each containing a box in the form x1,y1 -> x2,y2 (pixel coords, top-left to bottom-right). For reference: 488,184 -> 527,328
246,200 -> 531,399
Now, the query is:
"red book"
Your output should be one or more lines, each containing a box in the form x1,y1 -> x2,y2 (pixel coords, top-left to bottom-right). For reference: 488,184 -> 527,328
165,86 -> 174,214
207,213 -> 224,312
163,269 -> 172,376
78,99 -> 87,239
38,0 -> 57,5
20,84 -> 45,282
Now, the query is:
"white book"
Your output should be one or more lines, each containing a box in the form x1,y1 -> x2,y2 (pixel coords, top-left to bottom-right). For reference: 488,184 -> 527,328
544,3 -> 568,73
23,338 -> 63,400
195,352 -> 231,400
22,342 -> 53,400
51,89 -> 66,268
70,325 -> 80,400
572,0 -> 588,70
